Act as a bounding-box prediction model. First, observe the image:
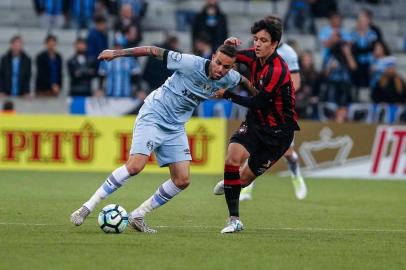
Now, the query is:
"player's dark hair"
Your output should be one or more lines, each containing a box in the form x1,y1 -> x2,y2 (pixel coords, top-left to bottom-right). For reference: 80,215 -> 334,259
265,15 -> 282,25
10,35 -> 21,44
251,18 -> 282,43
45,34 -> 57,43
217,44 -> 237,58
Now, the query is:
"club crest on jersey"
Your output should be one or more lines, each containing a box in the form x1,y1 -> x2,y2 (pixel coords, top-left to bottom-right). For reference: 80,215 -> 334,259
171,52 -> 182,62
202,84 -> 211,92
259,77 -> 264,87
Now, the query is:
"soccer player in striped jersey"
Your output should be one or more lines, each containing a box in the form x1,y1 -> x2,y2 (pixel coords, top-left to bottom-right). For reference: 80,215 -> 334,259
238,16 -> 307,201
70,44 -> 257,233
212,18 -> 300,233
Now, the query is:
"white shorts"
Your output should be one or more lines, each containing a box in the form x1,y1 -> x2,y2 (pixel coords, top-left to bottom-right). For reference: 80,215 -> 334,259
130,119 -> 192,167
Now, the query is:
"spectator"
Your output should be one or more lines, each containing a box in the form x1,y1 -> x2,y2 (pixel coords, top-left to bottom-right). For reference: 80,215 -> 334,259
35,34 -> 63,96
309,0 -> 337,18
321,42 -> 357,123
98,39 -> 141,97
86,15 -> 109,60
192,0 -> 228,50
142,35 -> 180,90
351,10 -> 378,88
1,100 -> 16,114
318,12 -> 352,67
298,50 -> 321,119
70,0 -> 96,29
0,36 -> 31,97
370,42 -> 406,103
33,0 -> 70,30
193,33 -> 213,59
118,0 -> 148,19
284,0 -> 315,34
360,8 -> 383,42
68,37 -> 97,96
114,4 -> 142,47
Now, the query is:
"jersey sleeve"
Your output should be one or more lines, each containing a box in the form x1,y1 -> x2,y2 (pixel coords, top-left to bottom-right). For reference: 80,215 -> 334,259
236,48 -> 256,65
164,50 -> 197,73
225,69 -> 242,89
284,50 -> 299,72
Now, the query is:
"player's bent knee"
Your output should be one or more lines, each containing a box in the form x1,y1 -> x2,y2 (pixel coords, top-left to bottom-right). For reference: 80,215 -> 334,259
225,156 -> 243,167
125,162 -> 145,176
173,176 -> 190,190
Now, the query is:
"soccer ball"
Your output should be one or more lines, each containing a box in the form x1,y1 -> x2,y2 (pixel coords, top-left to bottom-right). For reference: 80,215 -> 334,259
98,204 -> 129,233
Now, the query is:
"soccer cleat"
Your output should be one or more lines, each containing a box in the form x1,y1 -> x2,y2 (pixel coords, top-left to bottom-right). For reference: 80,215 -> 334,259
239,182 -> 254,201
70,205 -> 91,226
239,188 -> 252,201
292,175 -> 307,200
221,218 -> 244,234
128,215 -> 157,233
213,180 -> 225,195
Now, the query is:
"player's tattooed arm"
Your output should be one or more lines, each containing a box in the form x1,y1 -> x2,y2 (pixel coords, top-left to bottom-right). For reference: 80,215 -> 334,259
239,76 -> 259,96
98,46 -> 165,61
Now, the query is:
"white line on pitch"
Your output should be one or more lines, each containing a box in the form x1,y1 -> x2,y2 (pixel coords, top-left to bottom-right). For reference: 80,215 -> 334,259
155,225 -> 406,233
0,222 -> 405,233
0,222 -> 63,226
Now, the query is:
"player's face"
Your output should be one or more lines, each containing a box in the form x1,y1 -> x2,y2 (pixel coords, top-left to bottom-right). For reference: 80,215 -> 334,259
210,51 -> 235,80
253,30 -> 278,59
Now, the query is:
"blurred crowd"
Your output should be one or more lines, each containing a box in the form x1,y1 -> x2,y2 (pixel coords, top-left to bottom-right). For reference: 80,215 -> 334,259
0,0 -> 405,123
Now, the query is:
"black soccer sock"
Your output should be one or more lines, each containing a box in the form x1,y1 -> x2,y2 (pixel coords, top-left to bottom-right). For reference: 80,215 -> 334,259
224,164 -> 241,217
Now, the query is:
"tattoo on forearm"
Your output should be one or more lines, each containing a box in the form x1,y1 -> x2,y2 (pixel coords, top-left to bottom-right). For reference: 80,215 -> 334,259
113,46 -> 164,60
241,77 -> 259,96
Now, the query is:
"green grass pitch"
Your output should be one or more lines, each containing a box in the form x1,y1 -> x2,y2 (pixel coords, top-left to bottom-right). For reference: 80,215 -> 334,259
0,170 -> 405,270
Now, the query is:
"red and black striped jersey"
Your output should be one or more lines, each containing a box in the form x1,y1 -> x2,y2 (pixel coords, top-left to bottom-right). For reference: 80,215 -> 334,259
236,48 -> 300,132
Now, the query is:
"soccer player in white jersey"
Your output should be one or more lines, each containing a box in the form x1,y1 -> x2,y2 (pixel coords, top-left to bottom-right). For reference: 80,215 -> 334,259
70,44 -> 257,233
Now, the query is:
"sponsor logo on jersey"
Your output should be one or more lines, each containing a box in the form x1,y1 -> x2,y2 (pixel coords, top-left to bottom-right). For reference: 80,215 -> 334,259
146,140 -> 154,151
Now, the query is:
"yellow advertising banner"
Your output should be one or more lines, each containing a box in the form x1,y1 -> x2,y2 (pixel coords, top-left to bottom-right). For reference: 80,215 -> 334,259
0,115 -> 226,174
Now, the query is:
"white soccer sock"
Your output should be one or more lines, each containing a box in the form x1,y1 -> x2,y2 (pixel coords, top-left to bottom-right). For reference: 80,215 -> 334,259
132,179 -> 182,217
84,165 -> 131,211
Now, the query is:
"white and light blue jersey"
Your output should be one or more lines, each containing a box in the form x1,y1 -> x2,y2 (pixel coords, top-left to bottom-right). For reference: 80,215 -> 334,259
277,43 -> 300,73
138,50 -> 241,130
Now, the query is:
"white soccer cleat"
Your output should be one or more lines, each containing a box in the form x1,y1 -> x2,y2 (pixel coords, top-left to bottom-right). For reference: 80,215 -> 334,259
239,191 -> 252,201
239,182 -> 254,201
292,175 -> 307,200
221,218 -> 244,234
213,180 -> 225,195
128,215 -> 157,233
70,205 -> 91,226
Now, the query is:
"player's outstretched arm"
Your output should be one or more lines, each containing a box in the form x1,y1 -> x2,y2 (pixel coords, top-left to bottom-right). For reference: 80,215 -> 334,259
239,76 -> 259,96
213,88 -> 270,110
98,46 -> 166,61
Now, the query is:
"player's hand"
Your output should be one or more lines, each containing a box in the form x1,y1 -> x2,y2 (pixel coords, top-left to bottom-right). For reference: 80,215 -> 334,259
213,88 -> 226,99
98,50 -> 116,61
224,37 -> 242,47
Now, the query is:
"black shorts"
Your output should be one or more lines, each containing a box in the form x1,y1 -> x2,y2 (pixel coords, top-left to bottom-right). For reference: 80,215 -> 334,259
229,122 -> 294,176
